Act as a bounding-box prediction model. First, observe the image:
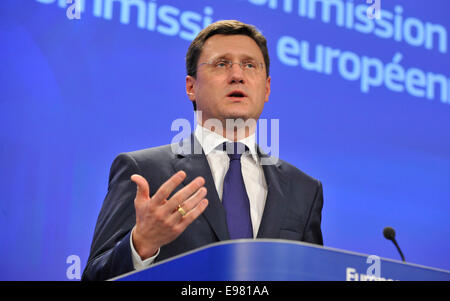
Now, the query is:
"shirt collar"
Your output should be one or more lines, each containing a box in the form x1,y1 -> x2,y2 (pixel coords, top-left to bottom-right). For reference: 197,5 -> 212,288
194,124 -> 259,162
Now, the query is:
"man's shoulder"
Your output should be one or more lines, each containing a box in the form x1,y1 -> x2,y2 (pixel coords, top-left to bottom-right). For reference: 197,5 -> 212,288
120,136 -> 199,162
257,146 -> 320,186
275,157 -> 321,187
110,143 -> 178,170
107,143 -> 183,183
126,143 -> 176,160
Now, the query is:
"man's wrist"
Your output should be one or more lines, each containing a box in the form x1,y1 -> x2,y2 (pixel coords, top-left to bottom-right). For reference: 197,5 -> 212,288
130,227 -> 159,270
131,227 -> 159,260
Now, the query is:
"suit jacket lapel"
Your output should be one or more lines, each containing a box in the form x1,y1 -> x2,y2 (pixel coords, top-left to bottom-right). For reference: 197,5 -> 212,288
256,148 -> 290,238
172,135 -> 229,241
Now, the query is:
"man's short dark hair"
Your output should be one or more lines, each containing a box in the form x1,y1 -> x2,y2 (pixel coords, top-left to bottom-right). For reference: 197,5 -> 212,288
186,20 -> 270,111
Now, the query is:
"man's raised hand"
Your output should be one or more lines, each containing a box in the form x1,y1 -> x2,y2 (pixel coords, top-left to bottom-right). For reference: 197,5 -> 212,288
130,171 -> 209,259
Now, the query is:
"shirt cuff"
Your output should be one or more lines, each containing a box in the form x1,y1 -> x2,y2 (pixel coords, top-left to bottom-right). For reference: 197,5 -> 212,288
130,226 -> 160,270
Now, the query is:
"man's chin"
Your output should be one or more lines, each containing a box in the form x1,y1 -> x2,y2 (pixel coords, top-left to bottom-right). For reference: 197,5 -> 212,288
222,113 -> 258,128
223,111 -> 248,119
222,114 -> 256,124
198,107 -> 260,126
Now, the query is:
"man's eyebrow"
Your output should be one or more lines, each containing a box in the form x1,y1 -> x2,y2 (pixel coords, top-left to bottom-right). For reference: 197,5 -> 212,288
240,54 -> 258,61
211,54 -> 230,61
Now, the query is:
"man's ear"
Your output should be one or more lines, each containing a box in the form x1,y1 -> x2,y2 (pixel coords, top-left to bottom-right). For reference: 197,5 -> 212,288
264,76 -> 271,103
186,75 -> 196,101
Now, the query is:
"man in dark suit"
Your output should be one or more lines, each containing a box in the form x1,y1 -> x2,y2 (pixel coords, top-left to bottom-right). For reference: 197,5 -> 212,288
82,20 -> 323,281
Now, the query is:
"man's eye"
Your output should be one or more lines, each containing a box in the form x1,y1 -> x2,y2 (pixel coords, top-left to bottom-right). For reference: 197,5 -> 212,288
215,61 -> 229,68
244,62 -> 256,69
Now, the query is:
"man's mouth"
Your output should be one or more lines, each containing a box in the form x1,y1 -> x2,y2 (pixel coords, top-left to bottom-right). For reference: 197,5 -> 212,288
226,90 -> 247,99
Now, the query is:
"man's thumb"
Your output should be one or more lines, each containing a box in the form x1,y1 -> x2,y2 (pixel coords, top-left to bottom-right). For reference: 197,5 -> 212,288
130,174 -> 150,201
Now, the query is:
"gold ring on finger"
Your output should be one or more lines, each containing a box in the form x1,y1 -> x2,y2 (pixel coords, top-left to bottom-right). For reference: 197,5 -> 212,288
177,204 -> 186,216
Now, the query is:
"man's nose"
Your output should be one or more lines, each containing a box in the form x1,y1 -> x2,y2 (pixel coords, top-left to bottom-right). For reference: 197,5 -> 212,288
228,63 -> 245,84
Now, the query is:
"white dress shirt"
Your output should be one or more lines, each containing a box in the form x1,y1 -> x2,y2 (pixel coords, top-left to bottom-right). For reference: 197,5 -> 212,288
130,124 -> 268,269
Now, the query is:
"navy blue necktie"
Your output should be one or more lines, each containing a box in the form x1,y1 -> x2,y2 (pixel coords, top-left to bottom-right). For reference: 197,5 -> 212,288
222,142 -> 253,239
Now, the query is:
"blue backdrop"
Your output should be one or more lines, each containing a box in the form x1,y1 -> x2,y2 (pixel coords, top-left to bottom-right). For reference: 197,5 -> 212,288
0,0 -> 449,280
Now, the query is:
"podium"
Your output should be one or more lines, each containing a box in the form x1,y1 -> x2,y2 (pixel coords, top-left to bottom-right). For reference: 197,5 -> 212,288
114,239 -> 450,281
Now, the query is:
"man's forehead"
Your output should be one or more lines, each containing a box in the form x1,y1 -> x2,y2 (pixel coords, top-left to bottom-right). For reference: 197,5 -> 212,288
201,34 -> 263,59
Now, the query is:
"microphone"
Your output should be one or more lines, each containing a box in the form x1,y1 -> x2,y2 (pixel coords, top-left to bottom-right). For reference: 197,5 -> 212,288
383,227 -> 405,262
